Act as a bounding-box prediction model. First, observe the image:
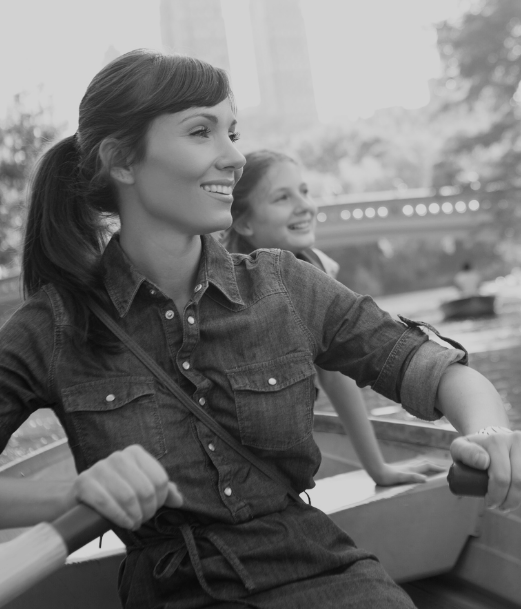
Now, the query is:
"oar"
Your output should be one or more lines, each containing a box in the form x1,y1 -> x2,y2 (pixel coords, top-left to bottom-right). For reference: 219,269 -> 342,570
447,461 -> 489,496
0,463 -> 489,607
0,504 -> 110,608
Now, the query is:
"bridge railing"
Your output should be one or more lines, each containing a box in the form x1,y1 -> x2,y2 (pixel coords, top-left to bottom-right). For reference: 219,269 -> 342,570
313,186 -> 521,247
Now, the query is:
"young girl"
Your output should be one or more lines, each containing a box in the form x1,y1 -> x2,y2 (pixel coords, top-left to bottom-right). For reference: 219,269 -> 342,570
223,149 -> 443,486
0,49 -> 519,609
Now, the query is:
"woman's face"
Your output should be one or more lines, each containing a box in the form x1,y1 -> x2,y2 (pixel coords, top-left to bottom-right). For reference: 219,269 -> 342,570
242,162 -> 317,253
125,99 -> 246,236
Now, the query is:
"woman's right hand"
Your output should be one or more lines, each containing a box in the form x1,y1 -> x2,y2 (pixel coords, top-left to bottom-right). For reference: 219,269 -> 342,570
70,445 -> 183,530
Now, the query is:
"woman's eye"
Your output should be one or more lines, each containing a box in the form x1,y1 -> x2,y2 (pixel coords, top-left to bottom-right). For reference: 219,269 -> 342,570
275,194 -> 289,202
191,127 -> 211,138
229,131 -> 241,143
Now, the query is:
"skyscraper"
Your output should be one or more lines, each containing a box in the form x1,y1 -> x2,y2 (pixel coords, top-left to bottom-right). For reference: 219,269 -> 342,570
160,0 -> 231,72
249,0 -> 318,131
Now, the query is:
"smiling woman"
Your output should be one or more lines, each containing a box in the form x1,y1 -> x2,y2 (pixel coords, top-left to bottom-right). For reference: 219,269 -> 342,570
1,48 -> 520,609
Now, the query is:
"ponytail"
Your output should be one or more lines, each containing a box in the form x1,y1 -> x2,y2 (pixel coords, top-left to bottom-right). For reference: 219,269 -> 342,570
22,135 -> 115,347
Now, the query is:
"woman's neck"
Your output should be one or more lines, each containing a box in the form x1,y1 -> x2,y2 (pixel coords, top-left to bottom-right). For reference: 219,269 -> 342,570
119,226 -> 202,313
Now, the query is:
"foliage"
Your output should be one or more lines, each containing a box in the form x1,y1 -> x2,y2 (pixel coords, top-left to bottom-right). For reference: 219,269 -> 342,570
0,93 -> 62,272
436,0 -> 521,185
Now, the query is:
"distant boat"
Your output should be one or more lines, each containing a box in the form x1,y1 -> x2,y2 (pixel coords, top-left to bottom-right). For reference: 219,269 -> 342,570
441,294 -> 496,321
1,414 -> 519,608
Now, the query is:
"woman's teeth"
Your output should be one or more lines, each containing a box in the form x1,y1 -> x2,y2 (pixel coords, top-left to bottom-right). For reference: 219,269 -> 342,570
289,221 -> 310,230
202,184 -> 233,195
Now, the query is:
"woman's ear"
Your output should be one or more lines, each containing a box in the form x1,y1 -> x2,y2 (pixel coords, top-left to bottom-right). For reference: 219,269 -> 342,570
99,137 -> 135,185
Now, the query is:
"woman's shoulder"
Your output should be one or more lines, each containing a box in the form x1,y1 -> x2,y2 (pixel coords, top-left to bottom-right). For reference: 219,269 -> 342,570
0,284 -> 69,338
300,248 -> 340,279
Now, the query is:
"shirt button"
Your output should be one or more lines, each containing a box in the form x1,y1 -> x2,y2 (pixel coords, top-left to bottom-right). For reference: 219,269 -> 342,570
182,361 -> 190,370
149,289 -> 156,296
106,394 -> 115,402
208,443 -> 215,452
165,310 -> 174,320
224,487 -> 232,497
194,284 -> 202,293
187,316 -> 195,325
199,397 -> 206,406
268,378 -> 277,386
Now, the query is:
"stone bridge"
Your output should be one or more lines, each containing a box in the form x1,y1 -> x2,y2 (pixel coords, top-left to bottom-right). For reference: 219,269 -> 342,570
314,186 -> 518,249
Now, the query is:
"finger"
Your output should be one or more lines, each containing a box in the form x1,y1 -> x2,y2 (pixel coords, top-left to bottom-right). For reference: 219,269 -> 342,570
450,436 -> 491,470
164,481 -> 184,508
396,471 -> 428,484
407,461 -> 446,474
125,445 -> 170,500
499,439 -> 521,512
464,434 -> 511,509
75,473 -> 142,530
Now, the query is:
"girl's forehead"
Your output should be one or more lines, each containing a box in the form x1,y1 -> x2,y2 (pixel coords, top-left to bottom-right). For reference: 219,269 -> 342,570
262,162 -> 302,189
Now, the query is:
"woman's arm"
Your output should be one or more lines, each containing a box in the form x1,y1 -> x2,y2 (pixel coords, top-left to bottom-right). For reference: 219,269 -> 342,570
437,364 -> 521,511
316,368 -> 443,485
0,445 -> 183,530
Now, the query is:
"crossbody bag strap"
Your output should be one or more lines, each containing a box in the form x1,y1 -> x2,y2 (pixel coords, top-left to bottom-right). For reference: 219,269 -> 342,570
89,303 -> 304,505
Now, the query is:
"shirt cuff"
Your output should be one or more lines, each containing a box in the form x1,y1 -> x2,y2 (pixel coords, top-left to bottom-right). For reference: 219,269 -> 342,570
401,340 -> 467,421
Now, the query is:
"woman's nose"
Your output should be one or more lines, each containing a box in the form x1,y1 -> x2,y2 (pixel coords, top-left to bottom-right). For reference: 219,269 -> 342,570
217,142 -> 246,172
295,193 -> 317,215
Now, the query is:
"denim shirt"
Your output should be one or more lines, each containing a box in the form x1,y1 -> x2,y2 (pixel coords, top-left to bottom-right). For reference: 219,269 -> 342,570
0,235 -> 465,533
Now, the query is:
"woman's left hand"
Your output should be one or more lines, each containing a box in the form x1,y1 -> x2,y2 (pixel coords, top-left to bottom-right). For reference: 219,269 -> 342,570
451,429 -> 521,511
372,460 -> 446,487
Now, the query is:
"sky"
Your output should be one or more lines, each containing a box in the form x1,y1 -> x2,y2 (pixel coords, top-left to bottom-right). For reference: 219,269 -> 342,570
0,0 -> 464,131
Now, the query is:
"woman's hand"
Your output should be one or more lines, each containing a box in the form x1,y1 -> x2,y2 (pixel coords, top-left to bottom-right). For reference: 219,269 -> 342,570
372,460 -> 446,487
70,445 -> 183,530
450,430 -> 521,511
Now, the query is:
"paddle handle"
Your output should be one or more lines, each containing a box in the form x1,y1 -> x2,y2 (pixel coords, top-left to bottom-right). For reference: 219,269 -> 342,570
447,461 -> 489,496
0,504 -> 111,608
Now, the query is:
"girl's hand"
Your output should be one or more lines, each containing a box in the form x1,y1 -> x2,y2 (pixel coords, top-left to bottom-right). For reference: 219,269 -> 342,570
451,429 -> 521,511
372,460 -> 446,487
70,445 -> 183,530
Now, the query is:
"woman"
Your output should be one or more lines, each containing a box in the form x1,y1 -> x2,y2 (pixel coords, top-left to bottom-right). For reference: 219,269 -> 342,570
0,50 -> 518,609
223,149 -> 443,486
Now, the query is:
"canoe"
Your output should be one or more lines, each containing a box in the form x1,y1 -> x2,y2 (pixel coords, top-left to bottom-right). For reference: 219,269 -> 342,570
441,295 -> 496,321
0,414 -> 518,609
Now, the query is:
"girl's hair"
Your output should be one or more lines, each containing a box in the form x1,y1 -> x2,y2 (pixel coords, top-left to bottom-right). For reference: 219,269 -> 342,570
23,49 -> 233,346
222,149 -> 296,254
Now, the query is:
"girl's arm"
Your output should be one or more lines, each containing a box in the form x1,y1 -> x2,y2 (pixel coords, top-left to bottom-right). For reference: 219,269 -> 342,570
0,445 -> 183,530
437,364 -> 521,510
316,368 -> 443,485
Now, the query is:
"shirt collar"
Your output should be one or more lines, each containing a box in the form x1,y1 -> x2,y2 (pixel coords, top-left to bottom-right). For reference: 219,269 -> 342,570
102,234 -> 244,317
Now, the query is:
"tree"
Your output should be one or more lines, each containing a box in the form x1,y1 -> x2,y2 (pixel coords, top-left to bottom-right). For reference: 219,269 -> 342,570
436,0 -> 521,185
0,92 -> 62,273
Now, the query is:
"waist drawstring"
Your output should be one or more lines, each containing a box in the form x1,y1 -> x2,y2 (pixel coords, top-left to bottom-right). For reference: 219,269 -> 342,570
151,522 -> 256,600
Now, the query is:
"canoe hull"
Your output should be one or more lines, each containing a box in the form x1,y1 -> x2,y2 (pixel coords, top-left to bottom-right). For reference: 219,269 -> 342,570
441,295 -> 496,320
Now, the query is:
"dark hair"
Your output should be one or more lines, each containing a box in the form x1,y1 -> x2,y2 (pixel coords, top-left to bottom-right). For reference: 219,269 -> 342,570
222,149 -> 296,254
23,49 -> 233,346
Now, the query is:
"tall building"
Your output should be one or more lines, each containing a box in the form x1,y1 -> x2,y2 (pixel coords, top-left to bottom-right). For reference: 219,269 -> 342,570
160,0 -> 231,72
249,0 -> 318,131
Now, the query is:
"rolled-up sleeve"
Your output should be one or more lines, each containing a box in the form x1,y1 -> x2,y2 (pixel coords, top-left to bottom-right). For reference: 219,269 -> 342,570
278,249 -> 467,421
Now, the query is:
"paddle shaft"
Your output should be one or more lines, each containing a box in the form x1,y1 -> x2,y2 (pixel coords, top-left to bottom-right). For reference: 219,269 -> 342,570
0,505 -> 111,608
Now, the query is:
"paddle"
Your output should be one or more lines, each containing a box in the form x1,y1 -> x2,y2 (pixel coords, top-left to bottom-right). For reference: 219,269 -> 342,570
447,461 -> 489,496
0,504 -> 110,608
0,463 -> 489,607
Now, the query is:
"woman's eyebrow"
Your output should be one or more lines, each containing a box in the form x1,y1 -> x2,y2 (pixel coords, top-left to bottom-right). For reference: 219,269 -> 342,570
180,112 -> 237,128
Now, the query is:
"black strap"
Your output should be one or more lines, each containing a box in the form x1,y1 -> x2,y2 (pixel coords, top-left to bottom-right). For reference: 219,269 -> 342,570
89,303 -> 304,505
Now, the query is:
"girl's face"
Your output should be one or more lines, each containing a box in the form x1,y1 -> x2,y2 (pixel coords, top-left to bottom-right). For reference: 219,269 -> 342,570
242,162 -> 317,253
124,99 -> 246,236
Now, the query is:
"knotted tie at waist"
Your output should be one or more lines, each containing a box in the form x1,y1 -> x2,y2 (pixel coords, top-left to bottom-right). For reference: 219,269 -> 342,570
127,516 -> 257,603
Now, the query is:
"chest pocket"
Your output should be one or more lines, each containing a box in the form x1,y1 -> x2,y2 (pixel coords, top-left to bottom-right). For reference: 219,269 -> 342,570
226,353 -> 316,451
62,376 -> 166,466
